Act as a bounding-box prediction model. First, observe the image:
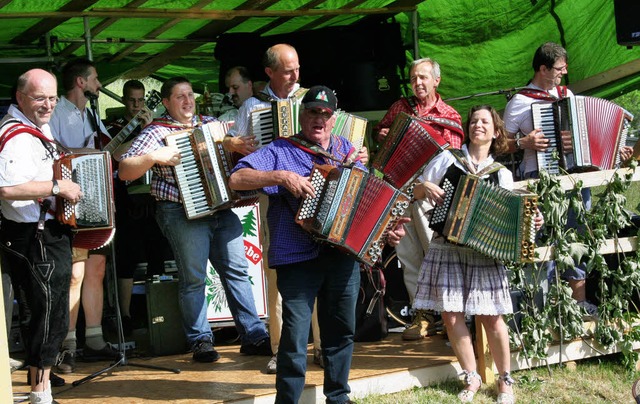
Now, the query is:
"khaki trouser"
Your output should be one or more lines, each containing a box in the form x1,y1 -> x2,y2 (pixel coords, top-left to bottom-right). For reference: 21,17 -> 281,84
395,200 -> 433,304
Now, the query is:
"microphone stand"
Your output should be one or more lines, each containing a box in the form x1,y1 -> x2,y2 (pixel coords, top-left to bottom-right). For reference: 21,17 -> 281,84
71,92 -> 180,389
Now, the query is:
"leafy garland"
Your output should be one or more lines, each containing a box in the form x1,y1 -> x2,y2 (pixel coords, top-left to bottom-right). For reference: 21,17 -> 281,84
507,160 -> 640,369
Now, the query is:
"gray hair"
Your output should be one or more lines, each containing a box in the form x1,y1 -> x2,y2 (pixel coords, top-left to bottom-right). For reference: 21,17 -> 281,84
410,58 -> 441,80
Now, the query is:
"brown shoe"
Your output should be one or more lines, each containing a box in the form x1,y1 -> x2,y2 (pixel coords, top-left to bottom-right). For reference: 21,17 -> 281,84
402,309 -> 439,340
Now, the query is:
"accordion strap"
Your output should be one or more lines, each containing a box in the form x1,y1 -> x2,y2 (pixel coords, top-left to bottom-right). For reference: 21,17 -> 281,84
450,149 -> 504,176
405,96 -> 464,137
517,85 -> 568,101
284,135 -> 359,166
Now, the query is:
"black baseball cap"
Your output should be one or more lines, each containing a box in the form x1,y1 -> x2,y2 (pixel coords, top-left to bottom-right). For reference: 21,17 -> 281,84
301,85 -> 337,113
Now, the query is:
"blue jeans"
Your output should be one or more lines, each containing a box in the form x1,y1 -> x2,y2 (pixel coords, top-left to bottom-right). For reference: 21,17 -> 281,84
274,247 -> 360,404
155,202 -> 268,346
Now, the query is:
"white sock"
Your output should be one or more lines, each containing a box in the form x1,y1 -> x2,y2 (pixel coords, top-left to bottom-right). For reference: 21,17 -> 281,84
29,387 -> 53,404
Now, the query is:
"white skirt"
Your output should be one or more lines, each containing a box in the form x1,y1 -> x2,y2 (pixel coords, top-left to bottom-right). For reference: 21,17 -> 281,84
413,238 -> 513,316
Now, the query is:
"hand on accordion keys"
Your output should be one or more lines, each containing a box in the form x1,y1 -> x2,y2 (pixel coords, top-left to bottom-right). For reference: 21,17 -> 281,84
57,179 -> 83,204
152,145 -> 182,166
281,171 -> 317,199
224,134 -> 258,156
386,216 -> 411,247
522,128 -> 549,151
534,207 -> 544,231
413,180 -> 445,206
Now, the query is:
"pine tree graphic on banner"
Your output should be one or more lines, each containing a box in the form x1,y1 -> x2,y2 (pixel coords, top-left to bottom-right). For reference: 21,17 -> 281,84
241,209 -> 257,237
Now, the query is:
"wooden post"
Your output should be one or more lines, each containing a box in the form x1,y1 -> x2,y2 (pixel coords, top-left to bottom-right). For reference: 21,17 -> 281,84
474,317 -> 495,384
0,272 -> 14,403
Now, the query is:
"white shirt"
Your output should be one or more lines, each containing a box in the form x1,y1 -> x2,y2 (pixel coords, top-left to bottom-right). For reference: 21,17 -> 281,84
0,105 -> 58,222
228,82 -> 301,138
502,83 -> 574,175
418,145 -> 514,190
50,96 -> 109,149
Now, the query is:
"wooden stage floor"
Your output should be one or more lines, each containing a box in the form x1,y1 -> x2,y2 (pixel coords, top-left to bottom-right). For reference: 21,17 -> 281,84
10,330 -> 460,403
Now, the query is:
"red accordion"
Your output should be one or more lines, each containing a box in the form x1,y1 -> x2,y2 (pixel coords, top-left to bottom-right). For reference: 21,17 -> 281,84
296,164 -> 410,265
371,112 -> 450,194
532,95 -> 633,174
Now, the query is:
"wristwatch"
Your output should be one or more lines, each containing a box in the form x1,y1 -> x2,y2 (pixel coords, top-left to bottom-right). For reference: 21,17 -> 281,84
52,179 -> 60,196
515,133 -> 523,150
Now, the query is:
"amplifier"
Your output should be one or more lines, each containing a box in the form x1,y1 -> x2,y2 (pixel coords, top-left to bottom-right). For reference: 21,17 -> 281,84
146,279 -> 187,356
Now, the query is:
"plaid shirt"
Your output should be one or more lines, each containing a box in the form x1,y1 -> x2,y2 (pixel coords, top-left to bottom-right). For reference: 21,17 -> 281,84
375,93 -> 463,149
232,135 -> 366,267
120,113 -> 216,203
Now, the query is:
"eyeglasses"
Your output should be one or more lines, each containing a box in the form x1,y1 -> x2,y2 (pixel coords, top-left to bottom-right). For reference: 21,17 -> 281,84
306,109 -> 333,119
551,64 -> 568,72
21,92 -> 59,105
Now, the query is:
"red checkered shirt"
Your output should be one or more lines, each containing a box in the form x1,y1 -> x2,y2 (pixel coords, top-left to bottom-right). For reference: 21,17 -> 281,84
375,93 -> 463,149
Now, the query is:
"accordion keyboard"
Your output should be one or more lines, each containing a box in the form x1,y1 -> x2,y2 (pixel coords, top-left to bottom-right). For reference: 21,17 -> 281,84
298,170 -> 326,221
172,135 -> 212,217
430,178 -> 455,230
531,103 -> 560,174
59,155 -> 110,227
250,108 -> 275,147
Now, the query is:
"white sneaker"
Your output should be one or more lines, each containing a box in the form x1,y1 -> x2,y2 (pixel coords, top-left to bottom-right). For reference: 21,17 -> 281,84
577,300 -> 599,321
266,355 -> 277,374
10,357 -> 24,373
29,389 -> 53,404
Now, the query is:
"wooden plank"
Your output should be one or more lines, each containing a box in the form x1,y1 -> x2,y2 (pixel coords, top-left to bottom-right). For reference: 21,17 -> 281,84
533,236 -> 638,262
10,0 -> 102,44
570,58 -> 640,94
474,319 -> 495,384
512,167 -> 640,191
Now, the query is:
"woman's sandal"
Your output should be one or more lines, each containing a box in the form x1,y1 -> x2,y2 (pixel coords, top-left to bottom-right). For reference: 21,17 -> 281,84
496,372 -> 516,404
458,370 -> 482,402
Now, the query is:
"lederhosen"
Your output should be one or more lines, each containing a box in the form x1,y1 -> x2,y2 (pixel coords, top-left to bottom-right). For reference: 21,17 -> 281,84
0,116 -> 73,377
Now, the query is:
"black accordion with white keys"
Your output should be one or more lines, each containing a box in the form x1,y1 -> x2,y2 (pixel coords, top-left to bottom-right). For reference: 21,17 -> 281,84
165,121 -> 257,220
430,174 -> 538,263
531,95 -> 633,174
296,164 -> 410,265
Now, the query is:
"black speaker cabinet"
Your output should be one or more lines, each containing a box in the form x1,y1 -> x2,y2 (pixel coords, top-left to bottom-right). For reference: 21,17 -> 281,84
146,279 -> 187,356
614,0 -> 640,46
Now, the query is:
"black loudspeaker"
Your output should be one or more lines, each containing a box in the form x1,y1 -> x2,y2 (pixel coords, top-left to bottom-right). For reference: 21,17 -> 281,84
614,0 -> 640,47
146,279 -> 187,356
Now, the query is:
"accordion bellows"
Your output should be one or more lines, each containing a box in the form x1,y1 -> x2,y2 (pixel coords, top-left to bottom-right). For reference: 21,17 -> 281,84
532,95 -> 633,174
371,112 -> 449,194
296,164 -> 410,265
431,174 -> 538,263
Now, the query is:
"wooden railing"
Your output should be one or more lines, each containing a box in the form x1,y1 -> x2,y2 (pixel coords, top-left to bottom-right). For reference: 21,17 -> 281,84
476,167 -> 640,383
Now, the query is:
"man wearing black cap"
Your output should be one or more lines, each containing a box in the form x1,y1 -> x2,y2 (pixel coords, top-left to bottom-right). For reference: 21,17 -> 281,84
229,85 -> 407,404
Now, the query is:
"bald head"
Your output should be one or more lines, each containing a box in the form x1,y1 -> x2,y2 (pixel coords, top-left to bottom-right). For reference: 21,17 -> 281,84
263,43 -> 300,99
15,69 -> 58,128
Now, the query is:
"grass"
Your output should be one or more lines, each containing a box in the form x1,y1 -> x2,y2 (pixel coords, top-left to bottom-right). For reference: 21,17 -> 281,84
354,353 -> 640,403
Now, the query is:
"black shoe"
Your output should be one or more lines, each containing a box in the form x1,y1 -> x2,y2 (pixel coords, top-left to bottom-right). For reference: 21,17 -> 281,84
54,349 -> 76,374
27,371 -> 66,387
82,343 -> 121,362
192,339 -> 220,363
240,337 -> 273,356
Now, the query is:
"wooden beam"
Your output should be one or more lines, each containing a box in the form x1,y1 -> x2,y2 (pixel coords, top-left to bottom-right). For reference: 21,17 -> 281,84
10,0 -> 102,44
532,236 -> 638,262
254,0 -> 326,35
569,58 -> 640,94
512,167 -> 640,191
0,6 -> 417,20
119,0 -> 280,78
109,0 -> 213,63
58,0 -> 150,58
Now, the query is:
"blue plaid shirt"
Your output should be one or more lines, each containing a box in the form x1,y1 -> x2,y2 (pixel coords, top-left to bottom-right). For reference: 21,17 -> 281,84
232,135 -> 365,267
120,113 -> 217,203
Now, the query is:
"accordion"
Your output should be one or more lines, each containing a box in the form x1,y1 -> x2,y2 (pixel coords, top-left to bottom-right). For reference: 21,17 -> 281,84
296,164 -> 410,265
250,98 -> 367,151
165,121 -> 257,220
53,151 -> 116,250
531,95 -> 633,174
430,174 -> 538,263
371,112 -> 450,194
